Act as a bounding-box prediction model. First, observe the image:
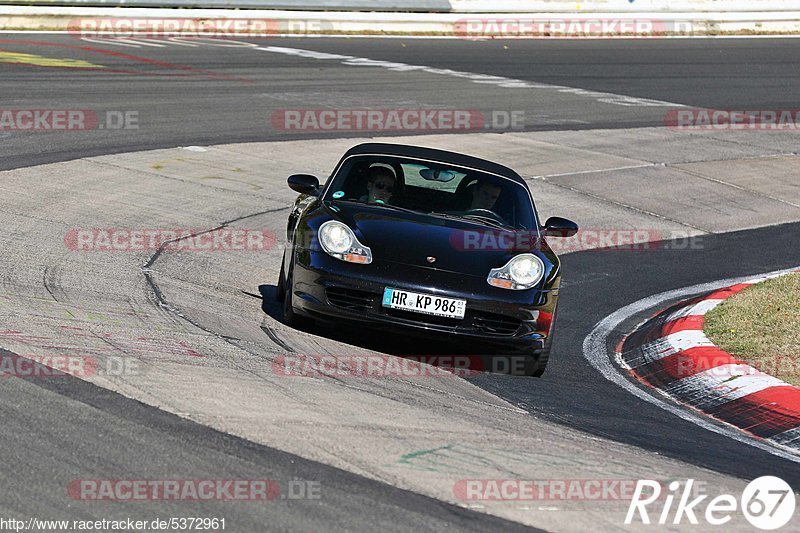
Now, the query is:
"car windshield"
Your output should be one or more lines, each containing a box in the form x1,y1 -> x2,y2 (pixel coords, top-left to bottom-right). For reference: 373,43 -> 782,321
324,155 -> 537,230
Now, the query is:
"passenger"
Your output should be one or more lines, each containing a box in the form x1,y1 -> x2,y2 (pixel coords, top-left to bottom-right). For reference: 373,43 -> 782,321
360,166 -> 396,205
470,180 -> 502,211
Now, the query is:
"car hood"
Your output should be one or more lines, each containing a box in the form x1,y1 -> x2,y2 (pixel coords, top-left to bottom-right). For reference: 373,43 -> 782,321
329,203 -> 537,277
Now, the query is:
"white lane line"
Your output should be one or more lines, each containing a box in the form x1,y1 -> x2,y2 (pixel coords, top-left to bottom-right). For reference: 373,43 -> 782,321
138,38 -> 178,47
80,37 -> 142,48
744,272 -> 795,284
114,38 -> 165,47
163,38 -> 200,47
254,45 -> 683,108
532,163 -> 656,180
583,266 -> 800,463
170,37 -> 258,48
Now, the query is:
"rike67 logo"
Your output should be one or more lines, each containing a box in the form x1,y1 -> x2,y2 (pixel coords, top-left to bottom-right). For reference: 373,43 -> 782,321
626,477 -> 796,530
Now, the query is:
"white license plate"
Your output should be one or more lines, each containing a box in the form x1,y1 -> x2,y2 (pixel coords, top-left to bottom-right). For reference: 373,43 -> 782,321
382,288 -> 466,319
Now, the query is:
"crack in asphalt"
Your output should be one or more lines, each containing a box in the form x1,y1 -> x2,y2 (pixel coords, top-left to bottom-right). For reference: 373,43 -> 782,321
139,212 -> 525,413
141,206 -> 291,361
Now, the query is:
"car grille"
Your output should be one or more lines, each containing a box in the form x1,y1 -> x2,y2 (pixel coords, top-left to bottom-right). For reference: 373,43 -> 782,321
471,312 -> 522,335
387,308 -> 521,336
385,308 -> 462,327
326,287 -> 375,312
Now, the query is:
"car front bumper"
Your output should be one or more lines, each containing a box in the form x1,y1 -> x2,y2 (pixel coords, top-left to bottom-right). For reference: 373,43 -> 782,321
289,249 -> 558,353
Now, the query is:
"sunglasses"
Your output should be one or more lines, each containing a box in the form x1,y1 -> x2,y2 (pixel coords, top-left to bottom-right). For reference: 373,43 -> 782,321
372,181 -> 395,192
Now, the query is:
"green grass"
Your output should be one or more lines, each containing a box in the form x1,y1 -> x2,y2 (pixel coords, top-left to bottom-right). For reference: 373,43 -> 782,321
704,273 -> 800,386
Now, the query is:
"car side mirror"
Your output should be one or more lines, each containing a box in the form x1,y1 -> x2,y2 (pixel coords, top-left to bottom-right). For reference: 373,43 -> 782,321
542,216 -> 579,238
288,174 -> 320,195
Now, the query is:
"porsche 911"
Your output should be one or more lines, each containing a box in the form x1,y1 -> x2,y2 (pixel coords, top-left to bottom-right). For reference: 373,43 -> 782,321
276,143 -> 578,376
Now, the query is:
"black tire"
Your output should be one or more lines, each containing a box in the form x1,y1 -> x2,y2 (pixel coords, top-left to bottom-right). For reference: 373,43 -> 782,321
529,344 -> 551,377
525,311 -> 557,377
275,256 -> 286,302
282,268 -> 313,330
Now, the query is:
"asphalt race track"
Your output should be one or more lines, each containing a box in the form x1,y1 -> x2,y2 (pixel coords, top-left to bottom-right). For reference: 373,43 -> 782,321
3,36 -> 800,171
2,35 -> 800,531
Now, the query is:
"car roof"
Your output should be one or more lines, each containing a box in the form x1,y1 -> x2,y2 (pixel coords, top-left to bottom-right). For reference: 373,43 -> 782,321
341,143 -> 527,186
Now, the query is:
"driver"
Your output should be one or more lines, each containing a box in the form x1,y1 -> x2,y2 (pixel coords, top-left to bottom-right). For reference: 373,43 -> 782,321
470,181 -> 502,211
359,166 -> 396,205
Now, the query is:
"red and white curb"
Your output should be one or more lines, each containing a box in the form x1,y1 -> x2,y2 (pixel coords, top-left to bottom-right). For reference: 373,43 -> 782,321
618,270 -> 800,450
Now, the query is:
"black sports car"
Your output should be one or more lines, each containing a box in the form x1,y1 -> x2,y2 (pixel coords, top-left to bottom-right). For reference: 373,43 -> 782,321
276,143 -> 577,376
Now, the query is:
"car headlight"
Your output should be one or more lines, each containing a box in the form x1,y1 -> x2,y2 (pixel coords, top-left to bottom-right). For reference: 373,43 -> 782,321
487,254 -> 545,290
318,221 -> 372,264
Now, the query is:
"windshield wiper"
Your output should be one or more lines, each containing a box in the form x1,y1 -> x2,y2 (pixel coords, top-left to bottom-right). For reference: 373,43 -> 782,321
431,212 -> 511,230
368,203 -> 420,215
327,198 -> 419,215
460,214 -> 512,230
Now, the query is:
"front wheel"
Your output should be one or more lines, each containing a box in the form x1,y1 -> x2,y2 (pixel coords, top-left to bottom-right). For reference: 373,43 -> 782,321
282,268 -> 313,330
525,344 -> 550,378
275,255 -> 286,302
525,311 -> 557,377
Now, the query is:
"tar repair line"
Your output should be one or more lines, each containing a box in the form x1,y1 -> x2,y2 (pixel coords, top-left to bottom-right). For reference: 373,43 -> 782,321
255,45 -> 682,107
583,266 -> 800,464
